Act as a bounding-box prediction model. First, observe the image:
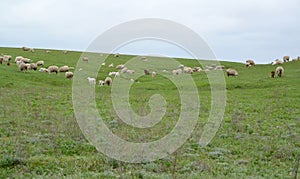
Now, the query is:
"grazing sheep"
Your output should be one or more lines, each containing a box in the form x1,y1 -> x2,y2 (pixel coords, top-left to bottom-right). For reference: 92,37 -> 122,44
216,66 -> 225,70
276,66 -> 284,77
114,53 -> 120,57
39,68 -> 48,73
152,71 -> 157,78
25,63 -> 31,70
172,69 -> 182,75
178,64 -> 185,70
109,63 -> 114,68
15,56 -> 24,63
109,71 -> 120,77
63,50 -> 68,54
144,69 -> 150,75
120,67 -> 128,73
3,55 -> 12,62
58,65 -> 69,72
45,50 -> 51,53
272,59 -> 283,65
105,77 -> 112,86
246,59 -> 255,67
193,67 -> 202,72
82,56 -> 89,62
226,69 -> 238,77
30,48 -> 35,53
116,64 -> 125,70
271,71 -> 275,78
22,46 -> 30,51
65,72 -> 74,79
99,80 -> 105,86
48,66 -> 59,74
283,56 -> 289,62
19,63 -> 28,72
183,67 -> 193,74
36,60 -> 44,66
30,63 -> 38,71
126,69 -> 135,74
21,58 -> 31,64
87,77 -> 96,86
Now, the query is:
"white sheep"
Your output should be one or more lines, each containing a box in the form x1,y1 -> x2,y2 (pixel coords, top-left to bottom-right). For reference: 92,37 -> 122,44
30,48 -> 35,53
19,63 -> 28,72
101,62 -> 106,66
22,46 -> 30,51
108,63 -> 114,68
48,66 -> 59,74
39,68 -> 48,73
15,56 -> 24,63
183,67 -> 193,74
58,65 -> 69,72
178,64 -> 184,69
21,58 -> 31,64
193,67 -> 202,72
246,59 -> 255,67
36,60 -> 44,66
3,55 -> 12,62
152,71 -> 157,78
109,71 -> 120,77
272,59 -> 283,65
276,66 -> 284,77
82,56 -> 89,62
172,69 -> 182,75
65,72 -> 74,79
126,69 -> 135,74
30,63 -> 38,71
283,56 -> 289,62
116,64 -> 125,70
226,69 -> 238,77
87,77 -> 96,86
105,77 -> 112,86
120,67 -> 128,73
99,80 -> 105,86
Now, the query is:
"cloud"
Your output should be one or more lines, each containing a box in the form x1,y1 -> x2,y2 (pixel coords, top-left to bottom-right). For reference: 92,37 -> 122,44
0,0 -> 299,63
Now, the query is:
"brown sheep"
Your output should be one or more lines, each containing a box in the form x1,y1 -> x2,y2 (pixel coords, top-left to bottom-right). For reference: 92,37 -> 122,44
271,71 -> 275,78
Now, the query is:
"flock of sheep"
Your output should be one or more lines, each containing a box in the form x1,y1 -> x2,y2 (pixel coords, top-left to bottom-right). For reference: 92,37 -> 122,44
0,47 -> 74,79
1,47 -> 298,88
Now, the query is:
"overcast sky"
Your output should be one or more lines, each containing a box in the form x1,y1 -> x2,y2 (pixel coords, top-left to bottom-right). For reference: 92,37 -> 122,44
1,0 -> 299,63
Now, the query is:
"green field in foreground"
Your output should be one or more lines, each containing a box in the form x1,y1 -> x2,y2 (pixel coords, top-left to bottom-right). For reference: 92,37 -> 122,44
0,47 -> 300,178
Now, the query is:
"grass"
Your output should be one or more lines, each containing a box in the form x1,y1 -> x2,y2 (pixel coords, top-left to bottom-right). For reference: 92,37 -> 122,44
0,47 -> 300,178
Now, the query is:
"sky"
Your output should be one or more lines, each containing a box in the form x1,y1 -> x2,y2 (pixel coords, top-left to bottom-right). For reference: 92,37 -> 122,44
1,0 -> 300,64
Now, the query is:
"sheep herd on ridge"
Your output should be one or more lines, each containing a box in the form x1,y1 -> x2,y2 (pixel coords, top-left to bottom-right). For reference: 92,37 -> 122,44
0,47 -> 299,88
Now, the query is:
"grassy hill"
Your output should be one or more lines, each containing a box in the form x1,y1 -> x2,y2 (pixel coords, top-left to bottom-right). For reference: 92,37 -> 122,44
0,47 -> 299,178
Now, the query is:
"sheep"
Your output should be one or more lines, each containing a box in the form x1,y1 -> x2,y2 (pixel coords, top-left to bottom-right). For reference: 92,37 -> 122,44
58,65 -> 69,72
105,77 -> 112,86
19,63 -> 28,72
144,69 -> 150,75
3,55 -> 12,62
152,71 -> 157,78
276,66 -> 284,77
271,71 -> 275,78
120,67 -> 128,73
99,80 -> 105,86
16,60 -> 23,66
141,56 -> 148,62
30,48 -> 35,53
172,69 -> 182,75
101,63 -> 106,66
25,63 -> 32,70
216,66 -> 225,70
65,72 -> 74,79
108,63 -> 114,68
87,77 -> 96,86
45,50 -> 51,53
0,56 -> 3,64
39,68 -> 48,73
30,63 -> 38,71
283,56 -> 289,62
82,56 -> 89,62
178,64 -> 184,69
226,69 -> 238,77
114,53 -> 120,57
48,66 -> 59,74
193,67 -> 202,72
272,59 -> 283,65
116,64 -> 124,70
183,67 -> 193,74
21,58 -> 31,64
62,50 -> 68,54
36,60 -> 44,66
15,56 -> 24,63
109,71 -> 120,77
22,46 -> 30,51
246,59 -> 255,67
126,69 -> 135,74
